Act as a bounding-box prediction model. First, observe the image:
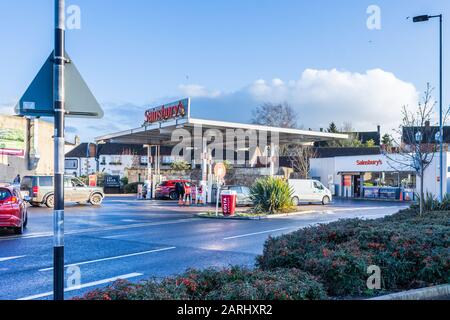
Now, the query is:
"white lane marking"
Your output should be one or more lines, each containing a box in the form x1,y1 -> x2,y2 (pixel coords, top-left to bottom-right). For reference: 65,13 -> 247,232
0,218 -> 200,242
38,247 -> 176,272
17,273 -> 143,301
268,205 -> 408,218
0,255 -> 26,262
224,227 -> 294,240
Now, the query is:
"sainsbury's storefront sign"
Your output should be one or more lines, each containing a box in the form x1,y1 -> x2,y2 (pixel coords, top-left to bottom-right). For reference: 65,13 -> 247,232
356,159 -> 383,166
144,98 -> 190,125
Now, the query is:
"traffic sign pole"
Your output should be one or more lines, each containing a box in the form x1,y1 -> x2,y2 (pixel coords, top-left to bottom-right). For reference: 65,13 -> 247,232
53,0 -> 66,301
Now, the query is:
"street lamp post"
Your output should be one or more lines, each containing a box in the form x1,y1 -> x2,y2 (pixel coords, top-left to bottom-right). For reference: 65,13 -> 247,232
413,14 -> 444,201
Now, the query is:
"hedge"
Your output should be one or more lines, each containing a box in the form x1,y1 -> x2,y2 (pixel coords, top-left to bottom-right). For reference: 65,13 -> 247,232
256,209 -> 450,297
74,267 -> 327,300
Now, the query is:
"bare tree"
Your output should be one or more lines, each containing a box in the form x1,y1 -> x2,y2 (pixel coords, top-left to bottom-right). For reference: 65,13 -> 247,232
284,145 -> 318,179
251,102 -> 298,128
383,84 -> 449,215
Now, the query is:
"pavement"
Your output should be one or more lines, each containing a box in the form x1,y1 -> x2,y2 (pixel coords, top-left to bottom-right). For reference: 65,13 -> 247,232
0,196 -> 408,300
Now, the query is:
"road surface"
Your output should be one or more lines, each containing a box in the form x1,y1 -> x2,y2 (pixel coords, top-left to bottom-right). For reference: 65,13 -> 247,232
0,196 -> 408,300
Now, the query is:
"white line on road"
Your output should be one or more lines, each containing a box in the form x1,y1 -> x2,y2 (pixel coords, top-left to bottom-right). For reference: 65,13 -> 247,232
0,255 -> 26,262
38,247 -> 176,272
17,273 -> 143,301
224,227 -> 294,240
0,218 -> 200,242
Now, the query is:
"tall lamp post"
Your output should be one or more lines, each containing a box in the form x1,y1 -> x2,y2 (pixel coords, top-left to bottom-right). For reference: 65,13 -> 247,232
413,14 -> 444,201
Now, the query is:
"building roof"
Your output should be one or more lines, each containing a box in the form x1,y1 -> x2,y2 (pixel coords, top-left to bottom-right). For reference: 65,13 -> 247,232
314,147 -> 382,158
402,126 -> 450,144
65,143 -> 151,158
65,143 -> 90,158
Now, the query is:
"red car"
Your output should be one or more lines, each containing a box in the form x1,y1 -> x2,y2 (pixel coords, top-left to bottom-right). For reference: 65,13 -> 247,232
0,186 -> 28,235
155,180 -> 192,200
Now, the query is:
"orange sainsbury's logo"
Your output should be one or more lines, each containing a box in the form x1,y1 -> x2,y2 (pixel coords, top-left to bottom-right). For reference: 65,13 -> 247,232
356,160 -> 383,166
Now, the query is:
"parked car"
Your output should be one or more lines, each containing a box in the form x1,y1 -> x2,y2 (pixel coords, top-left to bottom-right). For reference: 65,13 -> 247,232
0,186 -> 28,234
220,185 -> 253,206
20,176 -> 105,208
289,179 -> 332,206
155,180 -> 191,200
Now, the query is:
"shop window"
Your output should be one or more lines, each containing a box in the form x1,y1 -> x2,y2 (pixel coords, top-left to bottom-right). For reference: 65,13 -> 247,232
381,172 -> 400,187
363,172 -> 381,187
399,172 -> 416,189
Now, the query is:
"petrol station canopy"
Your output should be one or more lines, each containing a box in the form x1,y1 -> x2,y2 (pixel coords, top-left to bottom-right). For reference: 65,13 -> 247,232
95,98 -> 349,146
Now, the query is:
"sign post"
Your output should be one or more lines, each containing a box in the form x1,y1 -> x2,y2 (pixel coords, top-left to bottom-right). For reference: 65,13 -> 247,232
53,0 -> 66,301
15,1 -> 103,300
214,163 -> 227,217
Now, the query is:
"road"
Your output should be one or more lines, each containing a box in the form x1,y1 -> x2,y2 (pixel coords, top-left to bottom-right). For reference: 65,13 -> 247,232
0,196 -> 408,300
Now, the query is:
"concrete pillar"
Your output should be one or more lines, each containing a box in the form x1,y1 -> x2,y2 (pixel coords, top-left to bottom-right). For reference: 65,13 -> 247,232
269,143 -> 278,176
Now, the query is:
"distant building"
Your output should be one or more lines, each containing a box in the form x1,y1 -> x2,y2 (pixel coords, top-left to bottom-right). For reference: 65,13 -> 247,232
316,125 -> 381,147
402,123 -> 450,148
66,143 -> 144,179
347,125 -> 381,146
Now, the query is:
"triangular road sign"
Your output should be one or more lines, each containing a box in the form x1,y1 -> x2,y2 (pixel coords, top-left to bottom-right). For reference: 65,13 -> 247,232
15,51 -> 103,119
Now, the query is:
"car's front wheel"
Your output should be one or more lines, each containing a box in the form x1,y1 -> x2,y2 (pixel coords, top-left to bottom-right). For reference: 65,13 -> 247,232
45,194 -> 55,208
89,193 -> 104,206
292,196 -> 300,206
322,196 -> 331,205
169,191 -> 178,200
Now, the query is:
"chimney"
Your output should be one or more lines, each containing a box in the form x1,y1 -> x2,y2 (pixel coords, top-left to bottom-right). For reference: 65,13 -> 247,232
74,135 -> 81,146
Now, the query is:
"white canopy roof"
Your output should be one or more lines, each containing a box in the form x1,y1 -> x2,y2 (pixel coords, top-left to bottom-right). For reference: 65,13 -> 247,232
95,117 -> 348,146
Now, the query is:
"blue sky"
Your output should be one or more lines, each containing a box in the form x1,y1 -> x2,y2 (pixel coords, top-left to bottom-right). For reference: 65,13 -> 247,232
1,0 -> 450,140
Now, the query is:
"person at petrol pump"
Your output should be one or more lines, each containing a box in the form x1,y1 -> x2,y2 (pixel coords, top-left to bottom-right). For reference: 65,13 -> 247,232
184,182 -> 192,206
175,181 -> 185,206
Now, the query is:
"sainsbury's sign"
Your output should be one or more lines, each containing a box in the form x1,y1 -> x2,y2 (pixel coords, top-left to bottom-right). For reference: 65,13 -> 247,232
144,98 -> 190,125
356,159 -> 383,166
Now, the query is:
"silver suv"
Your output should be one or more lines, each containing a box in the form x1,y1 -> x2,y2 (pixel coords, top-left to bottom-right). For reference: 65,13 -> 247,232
21,176 -> 105,208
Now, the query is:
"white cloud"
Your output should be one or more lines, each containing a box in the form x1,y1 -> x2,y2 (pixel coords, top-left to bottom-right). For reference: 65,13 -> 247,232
188,68 -> 420,133
178,84 -> 221,98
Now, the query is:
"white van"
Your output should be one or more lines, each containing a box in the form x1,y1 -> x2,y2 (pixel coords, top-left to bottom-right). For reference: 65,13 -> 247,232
289,179 -> 332,206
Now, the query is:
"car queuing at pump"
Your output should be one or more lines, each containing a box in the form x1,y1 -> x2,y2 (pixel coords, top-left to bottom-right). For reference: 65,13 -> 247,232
0,185 -> 28,234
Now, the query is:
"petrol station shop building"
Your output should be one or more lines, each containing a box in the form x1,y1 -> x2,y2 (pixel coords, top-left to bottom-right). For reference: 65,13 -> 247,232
310,150 -> 448,201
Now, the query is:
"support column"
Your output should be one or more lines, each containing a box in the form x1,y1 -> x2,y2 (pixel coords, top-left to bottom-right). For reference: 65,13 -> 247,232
269,143 -> 278,177
53,0 -> 65,301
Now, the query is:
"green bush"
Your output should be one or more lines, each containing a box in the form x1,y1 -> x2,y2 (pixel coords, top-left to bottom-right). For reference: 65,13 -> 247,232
171,160 -> 191,171
250,177 -> 294,214
256,210 -> 450,297
75,267 -> 327,300
120,177 -> 129,186
123,182 -> 142,194
412,192 -> 450,212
